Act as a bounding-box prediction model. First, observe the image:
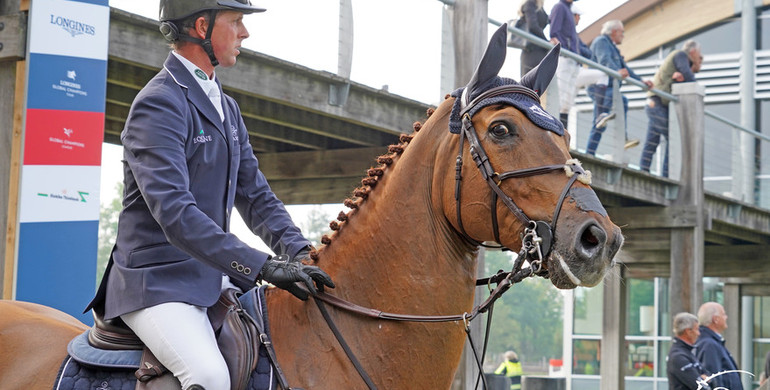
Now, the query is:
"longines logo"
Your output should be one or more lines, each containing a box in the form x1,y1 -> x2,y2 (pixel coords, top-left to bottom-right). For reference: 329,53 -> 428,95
52,69 -> 88,99
49,14 -> 96,37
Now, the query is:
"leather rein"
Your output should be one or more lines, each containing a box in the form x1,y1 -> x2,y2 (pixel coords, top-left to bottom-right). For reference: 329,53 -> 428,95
305,85 -> 589,390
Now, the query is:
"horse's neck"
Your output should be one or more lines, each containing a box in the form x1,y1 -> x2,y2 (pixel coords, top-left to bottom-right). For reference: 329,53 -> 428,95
319,118 -> 478,313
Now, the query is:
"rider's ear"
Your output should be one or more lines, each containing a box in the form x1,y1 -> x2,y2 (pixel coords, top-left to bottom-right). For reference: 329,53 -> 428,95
193,15 -> 208,39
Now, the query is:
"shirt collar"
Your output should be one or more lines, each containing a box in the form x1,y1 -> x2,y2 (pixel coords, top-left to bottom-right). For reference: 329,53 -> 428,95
171,51 -> 219,95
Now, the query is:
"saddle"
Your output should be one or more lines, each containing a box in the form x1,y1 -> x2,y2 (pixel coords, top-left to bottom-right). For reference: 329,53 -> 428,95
61,286 -> 289,390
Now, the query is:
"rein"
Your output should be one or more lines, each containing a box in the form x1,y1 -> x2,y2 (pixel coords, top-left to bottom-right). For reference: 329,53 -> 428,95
308,85 -> 589,390
308,223 -> 552,390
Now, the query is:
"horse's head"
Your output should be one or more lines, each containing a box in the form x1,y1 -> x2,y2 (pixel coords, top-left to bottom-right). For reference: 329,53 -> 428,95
442,24 -> 622,289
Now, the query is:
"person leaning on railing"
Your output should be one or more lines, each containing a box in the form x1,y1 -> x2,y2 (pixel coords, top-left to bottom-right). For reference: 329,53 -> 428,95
584,20 -> 653,156
639,39 -> 702,178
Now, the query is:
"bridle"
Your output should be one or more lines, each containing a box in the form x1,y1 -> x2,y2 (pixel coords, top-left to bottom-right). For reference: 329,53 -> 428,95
298,84 -> 591,390
455,83 -> 588,275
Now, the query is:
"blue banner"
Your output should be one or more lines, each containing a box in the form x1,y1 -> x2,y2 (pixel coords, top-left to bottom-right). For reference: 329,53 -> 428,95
27,53 -> 107,113
16,221 -> 99,325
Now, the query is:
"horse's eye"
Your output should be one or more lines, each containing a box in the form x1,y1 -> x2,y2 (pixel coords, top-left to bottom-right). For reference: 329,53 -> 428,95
489,123 -> 510,137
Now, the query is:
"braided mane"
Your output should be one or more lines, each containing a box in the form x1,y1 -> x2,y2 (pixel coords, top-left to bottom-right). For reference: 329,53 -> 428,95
308,105 -> 440,263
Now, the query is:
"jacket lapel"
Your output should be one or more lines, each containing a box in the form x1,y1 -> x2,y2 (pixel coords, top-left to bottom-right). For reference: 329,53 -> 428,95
164,53 -> 226,136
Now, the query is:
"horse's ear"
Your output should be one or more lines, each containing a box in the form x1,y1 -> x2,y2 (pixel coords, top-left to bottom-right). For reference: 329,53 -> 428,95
462,23 -> 508,106
519,43 -> 561,97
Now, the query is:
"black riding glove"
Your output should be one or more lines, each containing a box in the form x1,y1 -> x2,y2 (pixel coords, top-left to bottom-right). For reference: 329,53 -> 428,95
260,254 -> 335,300
292,246 -> 312,263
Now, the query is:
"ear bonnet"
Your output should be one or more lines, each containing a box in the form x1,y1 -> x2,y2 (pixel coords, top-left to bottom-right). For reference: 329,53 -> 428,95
448,24 -> 564,136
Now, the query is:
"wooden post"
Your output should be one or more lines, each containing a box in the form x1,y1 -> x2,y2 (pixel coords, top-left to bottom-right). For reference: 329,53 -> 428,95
448,2 -> 488,388
600,267 -> 627,390
1,0 -> 27,299
451,0 -> 487,88
610,81 -> 626,164
668,82 -> 706,317
722,284 -> 741,372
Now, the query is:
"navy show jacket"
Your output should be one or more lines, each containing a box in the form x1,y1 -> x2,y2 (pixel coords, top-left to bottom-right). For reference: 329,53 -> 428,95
89,53 -> 311,320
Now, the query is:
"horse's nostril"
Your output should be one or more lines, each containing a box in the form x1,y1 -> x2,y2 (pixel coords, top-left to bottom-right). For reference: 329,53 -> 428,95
582,226 -> 599,247
577,223 -> 607,258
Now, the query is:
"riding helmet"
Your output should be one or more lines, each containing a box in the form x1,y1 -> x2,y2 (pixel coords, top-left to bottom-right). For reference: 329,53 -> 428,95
159,0 -> 266,22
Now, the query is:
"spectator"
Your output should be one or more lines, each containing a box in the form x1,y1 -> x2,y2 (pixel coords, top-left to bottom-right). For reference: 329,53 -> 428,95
572,3 -> 609,128
667,312 -> 711,390
585,20 -> 653,156
494,350 -> 523,390
639,39 -> 702,177
695,302 -> 743,390
571,3 -> 592,60
518,0 -> 550,76
548,0 -> 580,129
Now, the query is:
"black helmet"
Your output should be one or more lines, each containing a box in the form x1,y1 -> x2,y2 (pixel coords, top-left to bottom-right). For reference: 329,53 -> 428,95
159,0 -> 265,22
158,0 -> 264,67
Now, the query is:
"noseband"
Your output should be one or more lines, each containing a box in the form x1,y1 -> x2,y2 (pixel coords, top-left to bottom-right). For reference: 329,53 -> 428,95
454,84 -> 588,274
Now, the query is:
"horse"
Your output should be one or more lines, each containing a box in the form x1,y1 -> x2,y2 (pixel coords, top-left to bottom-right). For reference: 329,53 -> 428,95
0,24 -> 622,389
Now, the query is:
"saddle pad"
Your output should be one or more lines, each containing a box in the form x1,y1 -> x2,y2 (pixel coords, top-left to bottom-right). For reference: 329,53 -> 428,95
58,285 -> 276,390
68,331 -> 142,369
52,355 -> 136,390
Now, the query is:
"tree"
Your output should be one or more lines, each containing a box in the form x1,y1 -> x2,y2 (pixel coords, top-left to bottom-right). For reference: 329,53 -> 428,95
483,250 -> 564,367
299,205 -> 334,247
96,182 -> 123,286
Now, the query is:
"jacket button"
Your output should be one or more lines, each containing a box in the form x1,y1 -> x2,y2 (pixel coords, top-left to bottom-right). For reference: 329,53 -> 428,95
244,267 -> 251,275
231,261 -> 238,269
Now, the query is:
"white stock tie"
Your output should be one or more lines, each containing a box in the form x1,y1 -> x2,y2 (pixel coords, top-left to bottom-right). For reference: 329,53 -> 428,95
204,81 -> 224,122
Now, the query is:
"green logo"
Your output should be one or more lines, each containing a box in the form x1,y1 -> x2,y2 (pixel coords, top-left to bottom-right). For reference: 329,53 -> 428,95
194,69 -> 208,80
199,129 -> 205,135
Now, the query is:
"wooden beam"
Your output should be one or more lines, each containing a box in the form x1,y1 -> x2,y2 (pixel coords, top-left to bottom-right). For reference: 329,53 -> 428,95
3,60 -> 24,299
708,220 -> 770,245
258,147 -> 385,181
618,229 -> 670,251
268,177 -> 363,205
0,12 -> 27,61
578,154 -> 677,207
231,90 -> 404,147
606,206 -> 699,229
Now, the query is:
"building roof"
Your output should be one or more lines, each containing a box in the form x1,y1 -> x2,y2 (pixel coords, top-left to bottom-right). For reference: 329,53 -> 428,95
579,0 -> 769,60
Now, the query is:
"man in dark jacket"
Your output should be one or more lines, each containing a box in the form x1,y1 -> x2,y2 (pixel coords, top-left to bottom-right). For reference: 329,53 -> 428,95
85,1 -> 334,388
667,312 -> 711,390
695,302 -> 744,390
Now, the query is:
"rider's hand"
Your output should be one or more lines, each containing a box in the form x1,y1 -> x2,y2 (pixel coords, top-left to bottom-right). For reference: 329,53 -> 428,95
292,246 -> 312,263
260,254 -> 335,300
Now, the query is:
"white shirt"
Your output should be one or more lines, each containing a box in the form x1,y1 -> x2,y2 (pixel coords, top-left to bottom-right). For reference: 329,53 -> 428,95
171,51 -> 225,122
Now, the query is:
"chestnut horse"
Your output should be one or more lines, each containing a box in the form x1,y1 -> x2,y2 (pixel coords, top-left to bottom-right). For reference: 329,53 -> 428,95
0,25 -> 622,389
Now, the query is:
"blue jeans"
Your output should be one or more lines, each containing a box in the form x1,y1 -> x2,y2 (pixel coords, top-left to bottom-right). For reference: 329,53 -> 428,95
640,96 -> 669,177
585,83 -> 628,155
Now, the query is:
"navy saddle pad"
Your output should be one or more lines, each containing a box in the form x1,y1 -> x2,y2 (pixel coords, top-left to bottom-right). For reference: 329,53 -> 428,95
53,285 -> 275,390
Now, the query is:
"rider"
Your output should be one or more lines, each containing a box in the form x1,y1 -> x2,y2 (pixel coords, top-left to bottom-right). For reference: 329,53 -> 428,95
86,1 -> 334,388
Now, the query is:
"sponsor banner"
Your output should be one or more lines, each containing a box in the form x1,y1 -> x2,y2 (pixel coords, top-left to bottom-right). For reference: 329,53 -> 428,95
71,0 -> 109,5
23,109 -> 104,166
16,220 -> 98,325
28,0 -> 109,60
18,165 -> 101,223
27,53 -> 107,113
